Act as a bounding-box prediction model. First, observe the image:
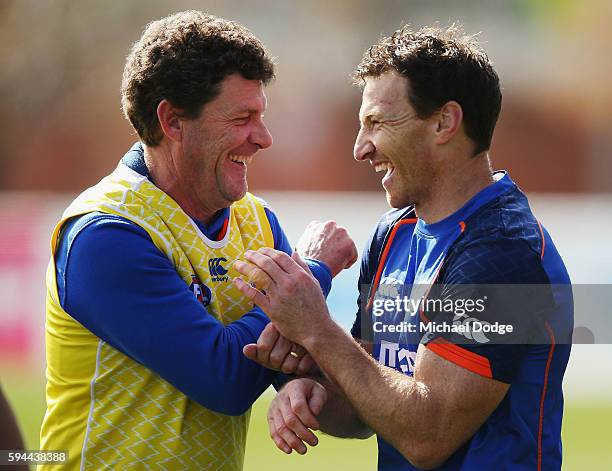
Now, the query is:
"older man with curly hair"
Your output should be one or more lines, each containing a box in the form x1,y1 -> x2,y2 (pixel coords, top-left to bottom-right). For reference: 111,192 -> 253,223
39,11 -> 356,470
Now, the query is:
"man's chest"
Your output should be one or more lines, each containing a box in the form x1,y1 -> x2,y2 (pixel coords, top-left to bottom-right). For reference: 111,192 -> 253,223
371,226 -> 459,375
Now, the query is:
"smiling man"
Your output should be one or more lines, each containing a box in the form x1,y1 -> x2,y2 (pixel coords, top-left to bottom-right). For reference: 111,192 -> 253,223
236,26 -> 573,470
39,11 -> 356,470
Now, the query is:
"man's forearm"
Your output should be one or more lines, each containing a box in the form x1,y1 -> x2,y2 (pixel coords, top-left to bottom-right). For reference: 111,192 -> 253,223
303,319 -> 436,461
309,374 -> 373,439
235,248 -> 505,468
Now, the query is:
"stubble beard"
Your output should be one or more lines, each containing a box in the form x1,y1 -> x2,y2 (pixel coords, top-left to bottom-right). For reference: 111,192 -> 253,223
217,160 -> 248,206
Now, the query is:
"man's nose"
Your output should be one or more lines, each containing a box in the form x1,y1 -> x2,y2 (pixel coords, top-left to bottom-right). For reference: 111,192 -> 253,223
250,120 -> 273,150
354,130 -> 375,161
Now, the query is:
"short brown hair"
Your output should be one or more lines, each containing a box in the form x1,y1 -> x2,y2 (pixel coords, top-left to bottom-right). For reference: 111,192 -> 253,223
353,25 -> 501,155
121,11 -> 275,146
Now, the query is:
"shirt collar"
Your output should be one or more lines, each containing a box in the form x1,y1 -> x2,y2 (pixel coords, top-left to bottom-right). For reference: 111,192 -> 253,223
415,171 -> 515,237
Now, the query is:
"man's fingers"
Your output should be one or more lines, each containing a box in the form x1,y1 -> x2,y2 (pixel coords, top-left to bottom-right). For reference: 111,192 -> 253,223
279,394 -> 318,449
307,382 -> 328,416
233,277 -> 269,309
268,408 -> 292,454
233,260 -> 255,278
244,250 -> 289,281
279,343 -> 308,374
289,390 -> 321,432
259,247 -> 305,274
256,322 -> 280,366
280,353 -> 300,375
269,335 -> 292,369
234,260 -> 273,291
344,247 -> 359,269
243,344 -> 258,362
296,353 -> 317,376
291,251 -> 312,273
275,397 -> 308,454
247,325 -> 314,374
289,344 -> 307,358
293,220 -> 358,277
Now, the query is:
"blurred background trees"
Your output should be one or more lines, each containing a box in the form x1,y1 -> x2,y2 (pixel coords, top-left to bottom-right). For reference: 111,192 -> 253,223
1,0 -> 610,193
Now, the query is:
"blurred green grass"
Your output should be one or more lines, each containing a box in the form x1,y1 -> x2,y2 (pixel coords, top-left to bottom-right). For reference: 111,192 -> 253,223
2,370 -> 610,470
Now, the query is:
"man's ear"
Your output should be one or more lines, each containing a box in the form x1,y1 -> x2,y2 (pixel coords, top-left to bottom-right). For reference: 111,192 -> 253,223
157,99 -> 183,143
435,101 -> 463,145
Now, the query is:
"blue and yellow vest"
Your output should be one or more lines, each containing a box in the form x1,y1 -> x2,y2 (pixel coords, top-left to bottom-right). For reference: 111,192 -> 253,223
41,163 -> 274,470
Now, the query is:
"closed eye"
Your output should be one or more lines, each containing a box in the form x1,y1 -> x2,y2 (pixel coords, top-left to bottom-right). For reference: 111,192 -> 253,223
234,116 -> 250,125
364,119 -> 381,130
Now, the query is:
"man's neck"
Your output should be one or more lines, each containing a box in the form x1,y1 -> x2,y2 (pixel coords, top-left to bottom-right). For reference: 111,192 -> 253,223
143,144 -> 220,225
415,154 -> 494,224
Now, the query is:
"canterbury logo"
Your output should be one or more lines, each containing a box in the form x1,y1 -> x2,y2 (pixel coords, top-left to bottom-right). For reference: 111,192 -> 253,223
209,257 -> 229,282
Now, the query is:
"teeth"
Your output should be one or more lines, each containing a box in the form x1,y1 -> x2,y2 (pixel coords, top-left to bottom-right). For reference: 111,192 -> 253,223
229,155 -> 253,164
374,162 -> 393,173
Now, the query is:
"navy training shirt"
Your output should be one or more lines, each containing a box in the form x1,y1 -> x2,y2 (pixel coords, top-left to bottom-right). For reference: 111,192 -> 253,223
352,172 -> 573,470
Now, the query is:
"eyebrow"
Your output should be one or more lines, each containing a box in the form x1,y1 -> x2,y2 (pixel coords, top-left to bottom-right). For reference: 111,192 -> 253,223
235,106 -> 266,115
240,96 -> 267,114
229,109 -> 257,120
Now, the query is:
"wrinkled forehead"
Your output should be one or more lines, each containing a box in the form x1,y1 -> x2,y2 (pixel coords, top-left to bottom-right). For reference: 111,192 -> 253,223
216,74 -> 268,112
360,70 -> 409,118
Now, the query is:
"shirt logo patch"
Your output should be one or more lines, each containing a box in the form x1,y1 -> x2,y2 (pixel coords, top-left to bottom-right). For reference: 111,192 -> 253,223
190,275 -> 212,306
208,257 -> 229,282
378,341 -> 416,375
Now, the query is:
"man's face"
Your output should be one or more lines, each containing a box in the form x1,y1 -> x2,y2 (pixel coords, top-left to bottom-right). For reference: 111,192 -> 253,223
354,70 -> 436,208
179,74 -> 273,215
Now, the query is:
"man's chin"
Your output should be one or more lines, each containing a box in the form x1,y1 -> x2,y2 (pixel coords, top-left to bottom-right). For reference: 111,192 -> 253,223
224,185 -> 248,204
385,190 -> 411,209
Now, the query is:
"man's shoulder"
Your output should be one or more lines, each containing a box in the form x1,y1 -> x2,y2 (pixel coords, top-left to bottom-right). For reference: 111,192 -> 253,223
61,212 -> 147,239
442,188 -> 551,284
458,186 -> 544,257
57,212 -> 152,264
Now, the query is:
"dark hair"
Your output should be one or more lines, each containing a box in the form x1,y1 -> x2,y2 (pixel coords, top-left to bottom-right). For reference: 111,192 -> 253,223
353,25 -> 501,155
121,10 -> 275,146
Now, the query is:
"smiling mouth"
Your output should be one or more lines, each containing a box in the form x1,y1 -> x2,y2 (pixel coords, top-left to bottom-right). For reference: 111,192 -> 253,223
374,162 -> 394,174
228,155 -> 253,165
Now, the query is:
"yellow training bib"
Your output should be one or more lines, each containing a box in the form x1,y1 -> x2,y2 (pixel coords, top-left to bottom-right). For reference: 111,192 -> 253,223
41,162 -> 274,470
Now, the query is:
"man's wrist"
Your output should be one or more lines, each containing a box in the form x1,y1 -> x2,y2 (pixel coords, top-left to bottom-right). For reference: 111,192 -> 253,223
302,315 -> 342,358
